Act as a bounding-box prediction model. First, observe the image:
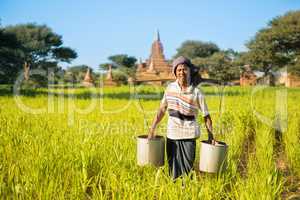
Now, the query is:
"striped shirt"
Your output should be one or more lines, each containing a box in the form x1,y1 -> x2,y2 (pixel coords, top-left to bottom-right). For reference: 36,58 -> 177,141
161,80 -> 209,140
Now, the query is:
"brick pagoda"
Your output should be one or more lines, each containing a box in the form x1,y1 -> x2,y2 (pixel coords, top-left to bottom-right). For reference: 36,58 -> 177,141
135,31 -> 174,85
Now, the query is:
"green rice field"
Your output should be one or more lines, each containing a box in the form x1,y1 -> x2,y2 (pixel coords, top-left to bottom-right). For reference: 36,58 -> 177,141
0,85 -> 299,199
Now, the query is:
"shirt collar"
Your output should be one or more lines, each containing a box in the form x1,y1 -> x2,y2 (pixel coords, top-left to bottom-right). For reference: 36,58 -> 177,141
175,80 -> 194,94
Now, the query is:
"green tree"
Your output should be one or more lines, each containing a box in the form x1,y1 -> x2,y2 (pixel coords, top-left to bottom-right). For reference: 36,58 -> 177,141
174,40 -> 220,60
108,54 -> 137,68
287,55 -> 300,76
246,10 -> 300,75
0,25 -> 22,84
99,54 -> 137,79
64,65 -> 89,83
99,63 -> 117,70
208,52 -> 240,82
193,51 -> 240,82
3,23 -> 77,82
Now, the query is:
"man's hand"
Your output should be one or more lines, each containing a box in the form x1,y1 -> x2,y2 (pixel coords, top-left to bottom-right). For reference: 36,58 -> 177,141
204,115 -> 214,144
148,105 -> 166,140
208,132 -> 216,145
148,128 -> 155,139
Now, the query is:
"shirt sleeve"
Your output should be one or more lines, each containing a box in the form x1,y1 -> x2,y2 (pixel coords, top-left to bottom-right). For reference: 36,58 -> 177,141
197,90 -> 209,117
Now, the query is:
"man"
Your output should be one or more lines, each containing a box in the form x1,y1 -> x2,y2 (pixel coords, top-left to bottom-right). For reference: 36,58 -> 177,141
148,56 -> 214,179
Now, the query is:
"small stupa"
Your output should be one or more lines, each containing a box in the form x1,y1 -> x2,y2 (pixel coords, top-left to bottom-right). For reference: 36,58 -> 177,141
82,68 -> 95,87
104,64 -> 118,86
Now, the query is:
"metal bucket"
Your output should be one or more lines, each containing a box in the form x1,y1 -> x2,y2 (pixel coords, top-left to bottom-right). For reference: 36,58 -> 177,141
137,135 -> 165,167
199,140 -> 228,173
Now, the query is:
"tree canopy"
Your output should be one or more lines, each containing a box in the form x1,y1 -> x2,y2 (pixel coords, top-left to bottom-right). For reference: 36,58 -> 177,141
108,54 -> 137,68
192,50 -> 240,82
1,23 -> 77,83
99,54 -> 137,80
0,26 -> 22,83
4,23 -> 77,63
174,40 -> 220,60
246,11 -> 300,75
64,65 -> 91,83
99,54 -> 137,70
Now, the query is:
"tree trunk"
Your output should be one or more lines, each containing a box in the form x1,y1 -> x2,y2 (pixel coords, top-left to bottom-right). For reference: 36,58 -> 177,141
24,61 -> 30,81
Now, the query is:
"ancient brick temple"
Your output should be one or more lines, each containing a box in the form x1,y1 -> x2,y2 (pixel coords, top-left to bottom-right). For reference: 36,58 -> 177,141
82,68 -> 94,87
240,65 -> 257,86
135,31 -> 174,85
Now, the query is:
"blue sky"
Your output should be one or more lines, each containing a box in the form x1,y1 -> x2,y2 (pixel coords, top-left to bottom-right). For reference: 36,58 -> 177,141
1,0 -> 300,71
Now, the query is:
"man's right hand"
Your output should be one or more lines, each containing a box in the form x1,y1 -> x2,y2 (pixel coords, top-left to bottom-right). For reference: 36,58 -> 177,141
148,128 -> 155,139
208,132 -> 215,144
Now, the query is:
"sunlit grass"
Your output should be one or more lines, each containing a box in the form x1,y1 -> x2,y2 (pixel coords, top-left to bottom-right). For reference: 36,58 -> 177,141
0,85 -> 299,199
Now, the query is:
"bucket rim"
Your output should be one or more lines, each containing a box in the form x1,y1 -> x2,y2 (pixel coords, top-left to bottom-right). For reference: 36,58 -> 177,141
137,135 -> 164,140
200,140 -> 228,147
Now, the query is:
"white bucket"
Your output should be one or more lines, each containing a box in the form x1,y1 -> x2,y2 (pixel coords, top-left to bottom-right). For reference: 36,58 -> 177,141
137,135 -> 165,167
199,140 -> 228,173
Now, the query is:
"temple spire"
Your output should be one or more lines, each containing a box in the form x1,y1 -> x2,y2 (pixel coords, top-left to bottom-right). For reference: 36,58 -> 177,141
106,64 -> 113,80
103,64 -> 118,86
82,67 -> 94,87
156,29 -> 160,41
84,68 -> 92,82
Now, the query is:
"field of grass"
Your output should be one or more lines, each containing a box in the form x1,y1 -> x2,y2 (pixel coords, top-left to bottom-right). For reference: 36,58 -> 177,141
0,85 -> 299,199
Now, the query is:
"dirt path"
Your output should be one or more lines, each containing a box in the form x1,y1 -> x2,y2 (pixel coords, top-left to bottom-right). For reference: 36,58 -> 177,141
274,134 -> 300,199
277,152 -> 300,199
237,130 -> 256,178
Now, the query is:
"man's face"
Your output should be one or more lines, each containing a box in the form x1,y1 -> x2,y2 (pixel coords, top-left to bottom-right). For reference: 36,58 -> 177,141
176,64 -> 190,82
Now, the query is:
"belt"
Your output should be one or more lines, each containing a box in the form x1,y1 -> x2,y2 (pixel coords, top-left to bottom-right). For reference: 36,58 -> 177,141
168,109 -> 195,121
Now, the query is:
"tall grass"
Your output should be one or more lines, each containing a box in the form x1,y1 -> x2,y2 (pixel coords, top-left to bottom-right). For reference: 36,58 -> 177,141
0,85 -> 299,199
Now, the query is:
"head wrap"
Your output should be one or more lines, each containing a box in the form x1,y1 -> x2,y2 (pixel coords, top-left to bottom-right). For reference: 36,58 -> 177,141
172,56 -> 200,85
172,56 -> 192,76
